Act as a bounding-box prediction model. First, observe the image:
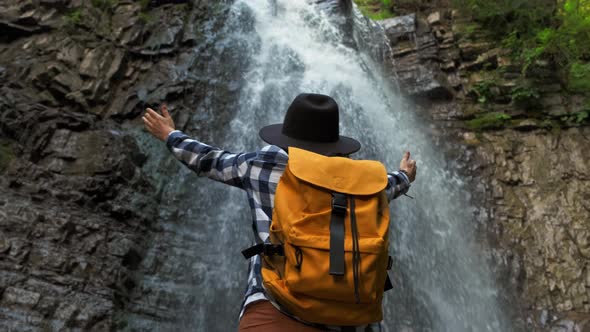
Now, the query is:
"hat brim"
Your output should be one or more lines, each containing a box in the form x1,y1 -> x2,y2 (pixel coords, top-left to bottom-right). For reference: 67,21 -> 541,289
259,124 -> 361,156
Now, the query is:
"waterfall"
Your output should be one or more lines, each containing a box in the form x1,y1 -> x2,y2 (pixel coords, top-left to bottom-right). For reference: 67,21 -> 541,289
129,1 -> 512,331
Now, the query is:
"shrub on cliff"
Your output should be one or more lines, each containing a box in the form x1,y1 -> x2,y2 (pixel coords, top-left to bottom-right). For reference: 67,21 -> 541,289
355,0 -> 396,20
454,0 -> 590,94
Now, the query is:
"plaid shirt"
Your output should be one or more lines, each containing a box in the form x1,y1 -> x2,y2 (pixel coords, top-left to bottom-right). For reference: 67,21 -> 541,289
167,130 -> 410,331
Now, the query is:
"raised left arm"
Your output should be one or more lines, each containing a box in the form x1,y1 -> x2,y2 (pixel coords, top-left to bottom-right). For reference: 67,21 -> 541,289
143,105 -> 254,188
166,130 -> 255,188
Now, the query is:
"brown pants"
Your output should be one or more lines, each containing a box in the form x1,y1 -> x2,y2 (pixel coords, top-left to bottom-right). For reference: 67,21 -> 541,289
238,300 -> 324,332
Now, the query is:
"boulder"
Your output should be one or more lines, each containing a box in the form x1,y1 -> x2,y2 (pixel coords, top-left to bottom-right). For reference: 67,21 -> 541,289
80,45 -> 125,82
381,14 -> 416,42
427,11 -> 441,25
2,287 -> 41,308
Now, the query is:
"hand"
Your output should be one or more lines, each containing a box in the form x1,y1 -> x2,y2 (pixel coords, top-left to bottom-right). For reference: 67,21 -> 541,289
142,104 -> 175,142
399,151 -> 417,183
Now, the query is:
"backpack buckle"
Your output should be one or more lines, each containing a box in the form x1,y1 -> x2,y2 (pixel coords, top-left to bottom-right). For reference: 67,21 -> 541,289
331,193 -> 347,215
263,244 -> 284,256
242,244 -> 284,259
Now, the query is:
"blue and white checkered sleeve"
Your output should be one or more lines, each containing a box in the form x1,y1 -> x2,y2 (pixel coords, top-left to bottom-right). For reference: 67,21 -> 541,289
385,171 -> 411,201
165,130 -> 256,189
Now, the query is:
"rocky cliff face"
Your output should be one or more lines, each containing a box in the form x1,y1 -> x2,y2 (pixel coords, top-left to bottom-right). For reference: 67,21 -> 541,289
380,9 -> 590,331
0,0 -> 226,330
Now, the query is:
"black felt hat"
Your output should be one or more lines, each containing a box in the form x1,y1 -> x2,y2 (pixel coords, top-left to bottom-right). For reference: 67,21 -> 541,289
259,93 -> 361,156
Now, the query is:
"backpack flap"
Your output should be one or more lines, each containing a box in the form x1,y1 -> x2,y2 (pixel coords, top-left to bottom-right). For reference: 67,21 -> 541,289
287,147 -> 388,195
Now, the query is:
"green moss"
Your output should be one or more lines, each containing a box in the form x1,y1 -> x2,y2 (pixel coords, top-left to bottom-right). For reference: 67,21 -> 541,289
354,0 -> 396,20
64,9 -> 83,26
112,312 -> 129,331
454,23 -> 482,41
568,62 -> 590,94
471,80 -> 496,104
366,8 -> 396,20
454,0 -> 590,89
138,12 -> 155,24
139,0 -> 151,10
510,83 -> 540,109
0,143 -> 15,172
91,0 -> 117,11
466,112 -> 512,131
560,110 -> 589,126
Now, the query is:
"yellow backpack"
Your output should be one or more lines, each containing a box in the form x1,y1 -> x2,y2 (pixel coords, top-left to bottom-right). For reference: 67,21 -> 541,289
244,147 -> 392,326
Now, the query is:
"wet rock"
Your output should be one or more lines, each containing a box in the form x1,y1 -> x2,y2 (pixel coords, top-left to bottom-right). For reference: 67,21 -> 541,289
144,0 -> 191,8
396,64 -> 454,99
460,48 -> 500,71
458,41 -> 492,61
381,14 -> 416,41
80,44 -> 126,83
111,4 -> 141,40
2,287 -> 41,308
140,16 -> 184,55
550,319 -> 575,332
0,238 -> 10,254
28,61 -> 85,105
462,131 -> 480,145
427,12 -> 441,25
475,128 -> 590,316
0,0 -> 206,331
513,119 -> 542,131
56,39 -> 84,68
0,20 -> 42,42
548,105 -> 568,116
382,14 -> 454,100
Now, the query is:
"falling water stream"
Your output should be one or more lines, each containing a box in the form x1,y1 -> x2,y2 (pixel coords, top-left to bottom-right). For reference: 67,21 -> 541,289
129,1 -> 512,331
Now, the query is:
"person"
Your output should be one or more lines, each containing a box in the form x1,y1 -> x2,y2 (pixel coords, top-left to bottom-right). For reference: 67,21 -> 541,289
143,93 -> 417,331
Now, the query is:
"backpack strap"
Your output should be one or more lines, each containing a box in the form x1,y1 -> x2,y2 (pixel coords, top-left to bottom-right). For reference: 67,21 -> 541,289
242,243 -> 284,259
384,256 -> 394,292
329,192 -> 347,276
384,273 -> 393,292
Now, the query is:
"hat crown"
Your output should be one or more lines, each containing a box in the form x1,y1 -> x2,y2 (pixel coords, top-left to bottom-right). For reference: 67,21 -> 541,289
281,93 -> 339,143
258,93 -> 361,156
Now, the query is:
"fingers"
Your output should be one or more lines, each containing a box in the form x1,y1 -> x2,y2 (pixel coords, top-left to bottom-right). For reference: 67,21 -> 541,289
161,104 -> 171,118
142,116 -> 154,130
145,107 -> 163,120
403,151 -> 410,161
143,106 -> 172,140
142,115 -> 152,125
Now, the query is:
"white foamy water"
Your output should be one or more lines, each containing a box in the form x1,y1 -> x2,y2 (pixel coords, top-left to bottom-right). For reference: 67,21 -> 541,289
223,0 -> 510,330
130,1 -> 512,331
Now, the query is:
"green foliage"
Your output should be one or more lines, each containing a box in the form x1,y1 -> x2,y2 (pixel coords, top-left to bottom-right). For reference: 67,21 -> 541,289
137,0 -> 156,23
138,12 -> 156,24
92,0 -> 117,11
0,142 -> 15,173
568,61 -> 590,93
354,0 -> 396,20
466,112 -> 512,130
470,80 -> 497,104
463,23 -> 479,38
64,9 -> 83,26
561,110 -> 589,125
368,8 -> 396,20
139,0 -> 152,10
454,0 -> 590,88
510,84 -> 541,109
452,0 -> 555,38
